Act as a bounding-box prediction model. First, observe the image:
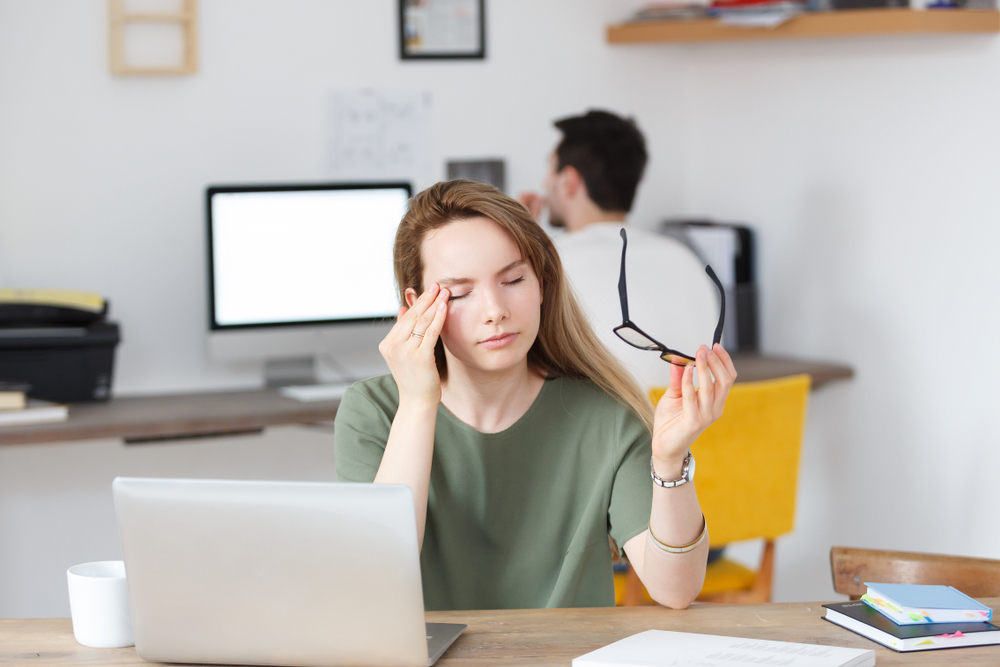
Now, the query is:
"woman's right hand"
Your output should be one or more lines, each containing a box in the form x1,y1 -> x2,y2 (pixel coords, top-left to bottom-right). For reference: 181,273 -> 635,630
378,283 -> 450,407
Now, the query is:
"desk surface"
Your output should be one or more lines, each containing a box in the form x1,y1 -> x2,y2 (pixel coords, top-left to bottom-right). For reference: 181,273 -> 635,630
3,599 -> 996,666
0,353 -> 853,448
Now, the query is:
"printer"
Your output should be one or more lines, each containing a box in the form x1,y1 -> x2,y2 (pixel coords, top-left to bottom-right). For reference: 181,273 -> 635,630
0,289 -> 121,403
660,220 -> 759,353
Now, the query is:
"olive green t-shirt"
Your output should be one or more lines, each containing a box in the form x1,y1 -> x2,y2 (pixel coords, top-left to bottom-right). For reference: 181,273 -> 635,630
333,374 -> 653,610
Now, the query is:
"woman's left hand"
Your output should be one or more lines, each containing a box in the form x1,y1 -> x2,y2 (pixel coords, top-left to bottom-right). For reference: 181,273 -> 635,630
651,343 -> 737,472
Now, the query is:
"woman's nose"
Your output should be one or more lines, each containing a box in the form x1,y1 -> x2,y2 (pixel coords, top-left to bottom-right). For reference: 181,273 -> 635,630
482,288 -> 508,324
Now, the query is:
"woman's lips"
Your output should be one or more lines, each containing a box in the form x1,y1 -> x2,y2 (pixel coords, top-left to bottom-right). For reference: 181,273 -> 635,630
479,333 -> 517,349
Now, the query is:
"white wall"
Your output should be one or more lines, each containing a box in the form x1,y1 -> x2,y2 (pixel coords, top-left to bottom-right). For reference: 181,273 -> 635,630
1,0 -> 997,617
671,34 -> 1000,600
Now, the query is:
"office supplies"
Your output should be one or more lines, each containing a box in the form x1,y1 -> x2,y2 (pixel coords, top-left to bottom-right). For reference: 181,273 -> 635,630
0,399 -> 68,427
66,561 -> 133,649
863,583 -> 993,624
113,478 -> 464,667
824,600 -> 1000,652
206,182 -> 410,387
572,629 -> 875,667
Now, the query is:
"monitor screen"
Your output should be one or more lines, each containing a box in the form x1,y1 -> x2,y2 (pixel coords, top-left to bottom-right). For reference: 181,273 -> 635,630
207,183 -> 410,330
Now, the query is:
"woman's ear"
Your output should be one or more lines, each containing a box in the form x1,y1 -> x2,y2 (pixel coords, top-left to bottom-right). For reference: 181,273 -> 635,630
404,288 -> 419,308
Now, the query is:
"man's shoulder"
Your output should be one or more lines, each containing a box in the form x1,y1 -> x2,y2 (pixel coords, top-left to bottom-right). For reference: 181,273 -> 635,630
555,223 -> 695,256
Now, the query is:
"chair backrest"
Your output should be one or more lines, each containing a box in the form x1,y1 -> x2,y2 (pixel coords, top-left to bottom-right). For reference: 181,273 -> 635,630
650,373 -> 811,547
830,546 -> 1000,599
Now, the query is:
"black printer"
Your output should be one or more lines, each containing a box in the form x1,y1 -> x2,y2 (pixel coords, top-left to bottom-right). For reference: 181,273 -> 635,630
0,290 -> 121,403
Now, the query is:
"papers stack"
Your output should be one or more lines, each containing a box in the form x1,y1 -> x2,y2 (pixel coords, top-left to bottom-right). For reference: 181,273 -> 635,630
573,629 -> 874,667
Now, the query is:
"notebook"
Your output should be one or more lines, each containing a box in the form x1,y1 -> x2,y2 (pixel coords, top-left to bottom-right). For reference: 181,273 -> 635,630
862,583 -> 993,624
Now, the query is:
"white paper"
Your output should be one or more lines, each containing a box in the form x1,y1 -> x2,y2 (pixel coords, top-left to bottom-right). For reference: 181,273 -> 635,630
327,88 -> 433,181
573,630 -> 875,667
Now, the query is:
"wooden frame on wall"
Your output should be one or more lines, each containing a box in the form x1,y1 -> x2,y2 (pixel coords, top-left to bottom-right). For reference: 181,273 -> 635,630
109,0 -> 198,75
399,0 -> 486,60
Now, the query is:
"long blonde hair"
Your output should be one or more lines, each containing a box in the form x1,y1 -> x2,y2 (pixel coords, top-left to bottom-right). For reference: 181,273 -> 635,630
393,180 -> 654,432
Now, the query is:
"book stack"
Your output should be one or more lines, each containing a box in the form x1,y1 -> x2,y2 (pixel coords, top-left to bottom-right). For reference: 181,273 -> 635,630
0,382 -> 68,427
707,0 -> 807,26
824,582 -> 1000,652
629,3 -> 712,22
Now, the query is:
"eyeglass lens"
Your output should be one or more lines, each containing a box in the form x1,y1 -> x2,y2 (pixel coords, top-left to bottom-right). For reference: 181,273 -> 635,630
614,326 -> 662,350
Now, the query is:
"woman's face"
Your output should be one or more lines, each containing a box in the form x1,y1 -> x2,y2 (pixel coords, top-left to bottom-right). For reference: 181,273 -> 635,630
411,217 -> 543,377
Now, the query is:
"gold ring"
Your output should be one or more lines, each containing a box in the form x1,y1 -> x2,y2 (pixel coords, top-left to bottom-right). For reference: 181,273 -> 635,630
410,331 -> 425,339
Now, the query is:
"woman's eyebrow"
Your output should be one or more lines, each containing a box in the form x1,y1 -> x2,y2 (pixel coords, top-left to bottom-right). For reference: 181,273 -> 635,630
438,260 -> 525,286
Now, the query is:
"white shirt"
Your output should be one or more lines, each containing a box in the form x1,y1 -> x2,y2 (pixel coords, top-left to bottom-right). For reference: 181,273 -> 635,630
552,223 -> 720,390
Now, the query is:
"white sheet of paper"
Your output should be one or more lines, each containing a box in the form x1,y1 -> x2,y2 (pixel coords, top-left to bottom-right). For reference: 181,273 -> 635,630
327,88 -> 433,182
572,630 -> 875,667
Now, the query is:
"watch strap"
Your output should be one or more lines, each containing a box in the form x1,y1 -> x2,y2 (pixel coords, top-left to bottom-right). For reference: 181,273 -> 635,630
650,451 -> 692,488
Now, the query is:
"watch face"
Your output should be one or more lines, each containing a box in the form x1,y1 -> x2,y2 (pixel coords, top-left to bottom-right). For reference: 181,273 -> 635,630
687,455 -> 696,482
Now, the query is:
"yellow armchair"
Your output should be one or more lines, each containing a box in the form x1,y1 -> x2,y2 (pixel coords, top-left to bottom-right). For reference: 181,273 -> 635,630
615,373 -> 811,605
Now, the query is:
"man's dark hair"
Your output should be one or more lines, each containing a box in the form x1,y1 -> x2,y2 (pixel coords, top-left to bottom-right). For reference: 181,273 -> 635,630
553,110 -> 647,213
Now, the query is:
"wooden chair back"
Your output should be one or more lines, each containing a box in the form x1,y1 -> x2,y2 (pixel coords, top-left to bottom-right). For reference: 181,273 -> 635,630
830,546 -> 1000,600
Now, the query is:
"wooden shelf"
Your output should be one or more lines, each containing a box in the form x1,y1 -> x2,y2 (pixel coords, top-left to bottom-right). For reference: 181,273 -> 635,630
607,8 -> 1000,44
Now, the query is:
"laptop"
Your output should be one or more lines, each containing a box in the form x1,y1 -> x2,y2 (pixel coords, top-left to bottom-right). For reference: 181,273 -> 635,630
113,477 -> 465,667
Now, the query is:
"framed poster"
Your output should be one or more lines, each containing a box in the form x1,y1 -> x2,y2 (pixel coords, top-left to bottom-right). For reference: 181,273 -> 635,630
399,0 -> 485,60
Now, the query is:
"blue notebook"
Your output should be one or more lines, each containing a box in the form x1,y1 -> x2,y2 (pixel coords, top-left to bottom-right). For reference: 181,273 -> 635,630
863,583 -> 993,625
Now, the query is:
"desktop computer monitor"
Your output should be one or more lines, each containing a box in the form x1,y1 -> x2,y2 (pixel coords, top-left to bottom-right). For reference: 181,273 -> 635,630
206,182 -> 411,386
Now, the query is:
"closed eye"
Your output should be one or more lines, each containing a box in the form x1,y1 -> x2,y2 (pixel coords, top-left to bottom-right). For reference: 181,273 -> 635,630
448,292 -> 469,301
503,277 -> 525,286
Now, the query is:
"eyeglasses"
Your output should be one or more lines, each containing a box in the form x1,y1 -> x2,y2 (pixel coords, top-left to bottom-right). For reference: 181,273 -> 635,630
612,228 -> 726,367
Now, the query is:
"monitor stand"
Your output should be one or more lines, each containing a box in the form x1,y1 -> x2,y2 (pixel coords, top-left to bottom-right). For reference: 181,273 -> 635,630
266,356 -> 358,402
264,357 -> 318,388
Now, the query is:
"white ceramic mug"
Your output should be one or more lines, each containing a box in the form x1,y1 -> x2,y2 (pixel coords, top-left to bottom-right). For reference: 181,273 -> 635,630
66,560 -> 134,648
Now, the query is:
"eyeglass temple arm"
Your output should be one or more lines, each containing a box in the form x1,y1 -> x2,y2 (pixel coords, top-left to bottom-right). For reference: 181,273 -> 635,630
705,265 -> 726,346
617,228 -> 630,322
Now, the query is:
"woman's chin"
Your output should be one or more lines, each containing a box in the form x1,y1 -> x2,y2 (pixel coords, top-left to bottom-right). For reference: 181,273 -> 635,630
454,346 -> 531,375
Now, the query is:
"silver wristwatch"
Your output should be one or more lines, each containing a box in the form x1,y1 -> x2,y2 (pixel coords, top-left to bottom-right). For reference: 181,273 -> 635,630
650,451 -> 695,488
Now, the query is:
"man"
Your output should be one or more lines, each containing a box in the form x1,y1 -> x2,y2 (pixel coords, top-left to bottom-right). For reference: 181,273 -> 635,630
520,110 -> 720,390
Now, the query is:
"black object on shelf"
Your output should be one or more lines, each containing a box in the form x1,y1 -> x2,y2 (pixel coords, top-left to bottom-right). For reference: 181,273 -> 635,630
660,219 -> 759,353
0,322 -> 121,403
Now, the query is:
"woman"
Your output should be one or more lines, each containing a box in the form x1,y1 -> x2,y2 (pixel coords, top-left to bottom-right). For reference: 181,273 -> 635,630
334,180 -> 736,611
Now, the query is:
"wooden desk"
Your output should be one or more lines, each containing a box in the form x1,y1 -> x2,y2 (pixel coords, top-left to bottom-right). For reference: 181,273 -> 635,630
0,389 -> 340,447
0,354 -> 852,448
3,599 -> 996,666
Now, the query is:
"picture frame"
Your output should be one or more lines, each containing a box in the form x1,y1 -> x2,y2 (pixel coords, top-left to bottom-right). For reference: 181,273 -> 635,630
399,0 -> 485,61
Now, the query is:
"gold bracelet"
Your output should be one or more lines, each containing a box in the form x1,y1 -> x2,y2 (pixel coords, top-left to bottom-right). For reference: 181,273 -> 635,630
647,515 -> 707,554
